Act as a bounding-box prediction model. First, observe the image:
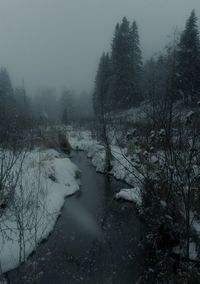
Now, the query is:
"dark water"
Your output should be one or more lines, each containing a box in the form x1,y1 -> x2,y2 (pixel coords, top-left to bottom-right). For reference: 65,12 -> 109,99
7,152 -> 143,284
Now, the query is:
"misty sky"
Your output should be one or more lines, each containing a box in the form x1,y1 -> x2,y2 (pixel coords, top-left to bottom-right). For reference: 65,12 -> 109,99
0,0 -> 200,94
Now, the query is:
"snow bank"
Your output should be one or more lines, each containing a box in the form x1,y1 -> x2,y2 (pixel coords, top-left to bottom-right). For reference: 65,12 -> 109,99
68,130 -> 142,186
111,146 -> 143,186
68,131 -> 96,151
0,149 -> 79,273
115,187 -> 142,206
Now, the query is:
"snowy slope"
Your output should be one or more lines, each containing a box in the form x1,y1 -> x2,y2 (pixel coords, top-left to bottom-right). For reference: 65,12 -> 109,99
0,149 -> 79,273
115,187 -> 142,205
68,130 -> 142,186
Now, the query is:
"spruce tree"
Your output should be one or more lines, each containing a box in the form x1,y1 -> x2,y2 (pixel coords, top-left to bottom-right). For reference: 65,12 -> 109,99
130,21 -> 142,104
0,68 -> 15,123
111,17 -> 134,110
177,9 -> 200,104
0,68 -> 16,142
110,17 -> 142,110
0,68 -> 13,97
93,52 -> 111,115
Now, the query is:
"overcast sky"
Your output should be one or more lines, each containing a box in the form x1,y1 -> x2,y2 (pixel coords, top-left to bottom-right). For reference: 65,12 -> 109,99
0,0 -> 199,94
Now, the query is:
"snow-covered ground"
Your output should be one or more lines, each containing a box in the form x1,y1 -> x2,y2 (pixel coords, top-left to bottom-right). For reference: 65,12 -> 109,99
0,149 -> 80,273
67,128 -> 200,260
68,130 -> 142,187
68,129 -> 144,209
115,187 -> 142,206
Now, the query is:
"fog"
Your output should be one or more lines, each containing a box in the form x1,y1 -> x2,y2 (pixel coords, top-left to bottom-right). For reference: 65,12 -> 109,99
0,0 -> 200,94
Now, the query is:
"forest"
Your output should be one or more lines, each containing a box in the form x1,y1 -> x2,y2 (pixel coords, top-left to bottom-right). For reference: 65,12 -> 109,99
0,4 -> 200,284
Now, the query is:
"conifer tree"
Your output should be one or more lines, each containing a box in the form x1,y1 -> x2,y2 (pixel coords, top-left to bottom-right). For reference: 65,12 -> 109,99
0,68 -> 15,123
111,17 -> 134,109
0,68 -> 13,97
177,9 -> 200,104
93,52 -> 111,114
110,17 -> 142,109
130,21 -> 143,104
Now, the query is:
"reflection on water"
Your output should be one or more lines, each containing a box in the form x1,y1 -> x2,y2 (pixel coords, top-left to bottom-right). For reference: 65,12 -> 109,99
7,151 -> 143,284
64,201 -> 103,241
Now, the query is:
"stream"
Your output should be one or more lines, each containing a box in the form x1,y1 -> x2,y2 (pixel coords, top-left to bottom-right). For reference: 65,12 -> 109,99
7,151 -> 143,284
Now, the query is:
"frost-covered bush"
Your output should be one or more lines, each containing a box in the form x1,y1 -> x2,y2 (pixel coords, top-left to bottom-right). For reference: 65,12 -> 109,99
58,132 -> 72,154
136,113 -> 200,282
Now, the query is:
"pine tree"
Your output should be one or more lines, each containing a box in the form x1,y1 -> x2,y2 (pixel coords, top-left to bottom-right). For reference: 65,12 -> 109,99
130,21 -> 142,103
93,52 -> 111,115
0,68 -> 17,143
110,17 -> 142,110
177,9 -> 200,104
0,67 -> 13,97
111,17 -> 135,109
0,68 -> 15,123
93,53 -> 112,172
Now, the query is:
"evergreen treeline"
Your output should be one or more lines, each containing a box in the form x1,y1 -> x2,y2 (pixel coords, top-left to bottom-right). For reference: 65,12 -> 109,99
177,9 -> 200,104
93,17 -> 142,114
0,68 -> 93,144
0,67 -> 31,145
94,10 -> 200,115
0,67 -> 31,121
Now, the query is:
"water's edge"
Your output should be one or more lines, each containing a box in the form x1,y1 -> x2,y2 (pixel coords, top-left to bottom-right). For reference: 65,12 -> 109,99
7,151 -> 143,284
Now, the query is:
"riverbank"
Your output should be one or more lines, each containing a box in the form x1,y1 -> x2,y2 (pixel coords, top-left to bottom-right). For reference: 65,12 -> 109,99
7,151 -> 142,284
0,148 -> 80,274
67,128 -> 200,264
68,129 -> 142,205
